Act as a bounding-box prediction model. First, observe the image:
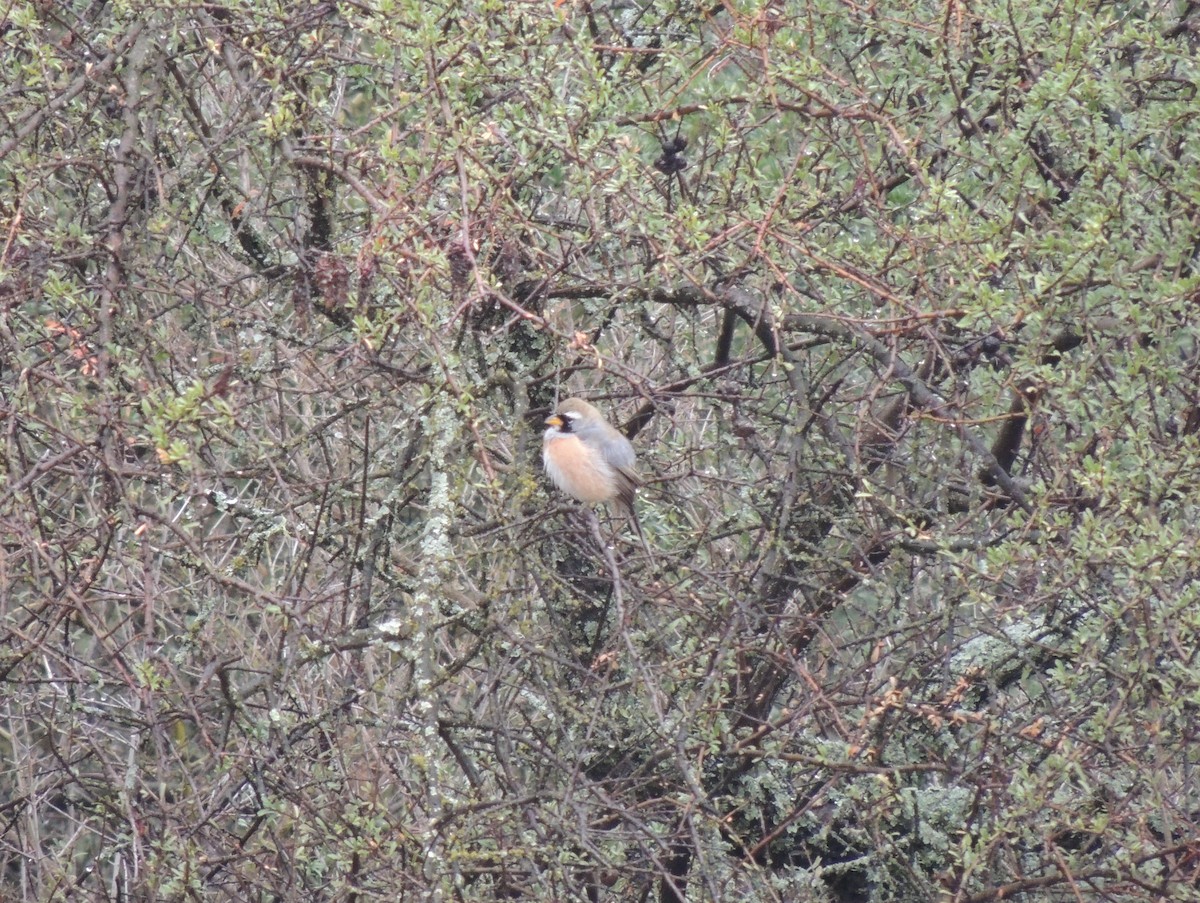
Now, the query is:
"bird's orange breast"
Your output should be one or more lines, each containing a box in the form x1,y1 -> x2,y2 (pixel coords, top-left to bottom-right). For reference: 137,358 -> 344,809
543,434 -> 616,503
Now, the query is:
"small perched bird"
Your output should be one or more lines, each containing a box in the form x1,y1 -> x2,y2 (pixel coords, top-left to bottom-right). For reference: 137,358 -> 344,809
543,397 -> 640,514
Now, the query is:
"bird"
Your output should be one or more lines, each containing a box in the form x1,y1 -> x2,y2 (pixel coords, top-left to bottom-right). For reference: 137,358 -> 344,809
542,397 -> 640,515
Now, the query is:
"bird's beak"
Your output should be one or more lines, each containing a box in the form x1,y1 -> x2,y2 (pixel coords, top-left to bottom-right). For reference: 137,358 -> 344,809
544,414 -> 563,427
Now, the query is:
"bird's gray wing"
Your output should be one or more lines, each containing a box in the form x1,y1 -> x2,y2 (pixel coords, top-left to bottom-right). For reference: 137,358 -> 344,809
602,434 -> 638,475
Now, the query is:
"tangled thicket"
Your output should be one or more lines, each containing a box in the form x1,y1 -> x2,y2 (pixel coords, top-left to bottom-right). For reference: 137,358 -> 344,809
3,1 -> 1200,901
